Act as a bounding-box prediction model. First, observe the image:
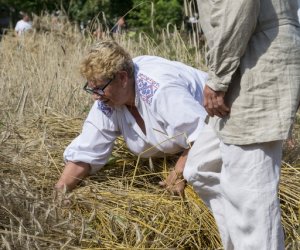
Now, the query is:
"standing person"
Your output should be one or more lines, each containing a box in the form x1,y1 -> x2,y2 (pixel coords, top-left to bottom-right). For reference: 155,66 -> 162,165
54,40 -> 211,195
15,11 -> 32,36
0,6 -> 10,39
184,0 -> 300,250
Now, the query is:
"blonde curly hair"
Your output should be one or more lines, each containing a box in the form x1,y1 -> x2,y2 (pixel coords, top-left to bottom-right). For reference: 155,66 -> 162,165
80,40 -> 134,80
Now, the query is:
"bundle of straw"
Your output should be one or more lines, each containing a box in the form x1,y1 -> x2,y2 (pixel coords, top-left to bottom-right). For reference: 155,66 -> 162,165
0,112 -> 299,249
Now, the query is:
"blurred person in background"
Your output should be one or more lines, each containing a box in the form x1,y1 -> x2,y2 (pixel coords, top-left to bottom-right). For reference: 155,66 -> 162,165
54,40 -> 218,197
183,0 -> 300,249
15,11 -> 32,36
0,6 -> 10,39
111,16 -> 126,34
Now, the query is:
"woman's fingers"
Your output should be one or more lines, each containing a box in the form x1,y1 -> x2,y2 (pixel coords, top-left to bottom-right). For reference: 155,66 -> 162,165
159,171 -> 186,197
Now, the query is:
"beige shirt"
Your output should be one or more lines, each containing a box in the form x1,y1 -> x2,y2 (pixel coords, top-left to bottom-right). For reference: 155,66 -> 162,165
197,0 -> 300,145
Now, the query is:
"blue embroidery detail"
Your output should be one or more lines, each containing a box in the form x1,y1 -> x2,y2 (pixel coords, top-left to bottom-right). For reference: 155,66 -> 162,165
136,73 -> 159,105
97,101 -> 113,117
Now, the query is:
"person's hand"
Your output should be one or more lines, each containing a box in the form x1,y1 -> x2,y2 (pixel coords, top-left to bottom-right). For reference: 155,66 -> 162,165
159,168 -> 187,197
204,85 -> 230,117
53,185 -> 73,207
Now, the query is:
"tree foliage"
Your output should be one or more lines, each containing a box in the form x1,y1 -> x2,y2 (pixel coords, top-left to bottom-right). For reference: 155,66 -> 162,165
0,0 -> 185,33
128,0 -> 183,32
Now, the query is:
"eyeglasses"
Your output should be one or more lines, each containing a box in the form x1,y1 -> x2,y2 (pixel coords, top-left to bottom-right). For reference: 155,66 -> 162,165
83,77 -> 114,96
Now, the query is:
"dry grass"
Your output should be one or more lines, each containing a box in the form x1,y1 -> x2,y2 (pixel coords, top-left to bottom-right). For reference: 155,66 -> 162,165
0,18 -> 299,249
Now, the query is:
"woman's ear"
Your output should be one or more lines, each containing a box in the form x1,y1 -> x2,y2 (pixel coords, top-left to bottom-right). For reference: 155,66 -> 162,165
118,71 -> 128,88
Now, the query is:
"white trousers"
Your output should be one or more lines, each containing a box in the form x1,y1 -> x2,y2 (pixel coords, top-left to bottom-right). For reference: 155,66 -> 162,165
184,124 -> 284,250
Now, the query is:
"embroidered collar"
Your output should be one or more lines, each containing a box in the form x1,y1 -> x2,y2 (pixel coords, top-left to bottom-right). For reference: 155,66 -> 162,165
135,73 -> 159,105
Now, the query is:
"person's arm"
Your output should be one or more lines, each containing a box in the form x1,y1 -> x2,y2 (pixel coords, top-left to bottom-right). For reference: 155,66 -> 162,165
54,161 -> 91,192
201,0 -> 260,117
159,148 -> 189,197
55,101 -> 119,192
153,83 -> 206,196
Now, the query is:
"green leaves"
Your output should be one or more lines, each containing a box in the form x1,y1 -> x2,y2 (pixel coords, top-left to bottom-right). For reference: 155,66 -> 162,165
1,0 -> 184,35
128,0 -> 183,33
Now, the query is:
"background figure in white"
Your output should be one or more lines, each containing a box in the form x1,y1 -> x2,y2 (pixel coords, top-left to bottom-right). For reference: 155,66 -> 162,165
15,12 -> 32,36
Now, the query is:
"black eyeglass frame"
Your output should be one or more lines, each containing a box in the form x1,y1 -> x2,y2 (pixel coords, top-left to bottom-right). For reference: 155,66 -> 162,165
83,77 -> 114,96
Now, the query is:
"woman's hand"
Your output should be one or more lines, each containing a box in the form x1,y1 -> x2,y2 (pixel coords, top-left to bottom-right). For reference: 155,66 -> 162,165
159,168 -> 187,197
53,186 -> 73,207
159,148 -> 189,197
55,161 -> 90,192
53,162 -> 90,206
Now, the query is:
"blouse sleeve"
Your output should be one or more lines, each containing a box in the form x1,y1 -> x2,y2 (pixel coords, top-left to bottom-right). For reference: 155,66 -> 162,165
152,83 -> 208,149
63,101 -> 120,174
204,0 -> 260,91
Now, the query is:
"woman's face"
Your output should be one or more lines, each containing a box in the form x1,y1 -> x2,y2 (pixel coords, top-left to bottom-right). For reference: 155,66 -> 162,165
88,71 -> 133,107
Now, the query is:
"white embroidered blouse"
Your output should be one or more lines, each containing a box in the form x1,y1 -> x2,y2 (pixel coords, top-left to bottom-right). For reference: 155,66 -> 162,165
64,56 -> 208,173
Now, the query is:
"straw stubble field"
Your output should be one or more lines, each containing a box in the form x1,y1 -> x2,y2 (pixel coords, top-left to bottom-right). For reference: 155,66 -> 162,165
0,27 -> 299,249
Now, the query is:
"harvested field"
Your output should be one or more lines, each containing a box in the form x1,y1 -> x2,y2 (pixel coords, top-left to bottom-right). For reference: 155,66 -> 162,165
0,25 -> 299,249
